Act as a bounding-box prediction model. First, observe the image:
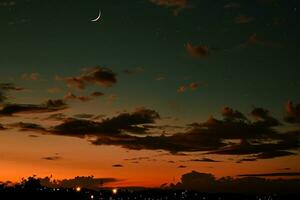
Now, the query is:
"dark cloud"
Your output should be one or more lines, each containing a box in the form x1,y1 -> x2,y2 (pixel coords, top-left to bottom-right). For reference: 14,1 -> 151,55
237,158 -> 257,163
284,101 -> 300,123
178,165 -> 187,168
9,122 -> 46,132
91,91 -> 104,97
186,43 -> 210,58
0,83 -> 24,103
61,67 -> 117,90
28,134 -> 39,138
73,113 -> 95,119
221,106 -> 246,121
255,150 -> 296,159
150,0 -> 191,15
39,176 -> 119,190
0,124 -> 6,130
209,135 -> 299,161
0,83 -> 24,91
11,104 -> 299,160
45,113 -> 67,121
238,172 -> 300,177
124,156 -> 150,161
64,91 -> 104,102
60,106 -> 298,157
91,131 -> 225,154
171,171 -> 300,194
190,158 -> 220,162
277,168 -> 291,171
52,108 -> 160,137
41,156 -> 61,161
0,99 -> 67,116
112,164 -> 124,168
64,92 -> 92,102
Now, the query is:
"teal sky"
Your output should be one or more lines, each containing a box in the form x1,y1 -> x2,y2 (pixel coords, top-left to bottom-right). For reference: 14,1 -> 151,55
1,0 -> 299,123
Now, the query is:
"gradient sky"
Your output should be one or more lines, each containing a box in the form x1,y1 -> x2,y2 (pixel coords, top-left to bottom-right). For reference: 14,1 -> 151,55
0,0 -> 300,187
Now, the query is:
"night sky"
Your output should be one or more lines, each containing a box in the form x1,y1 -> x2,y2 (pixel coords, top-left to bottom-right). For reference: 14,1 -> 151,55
0,0 -> 300,188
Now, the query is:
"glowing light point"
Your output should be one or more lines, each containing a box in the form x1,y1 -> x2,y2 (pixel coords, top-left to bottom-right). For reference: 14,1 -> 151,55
76,186 -> 81,192
112,188 -> 118,194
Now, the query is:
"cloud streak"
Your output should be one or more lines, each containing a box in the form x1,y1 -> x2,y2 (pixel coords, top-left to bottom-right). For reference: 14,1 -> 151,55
59,67 -> 117,90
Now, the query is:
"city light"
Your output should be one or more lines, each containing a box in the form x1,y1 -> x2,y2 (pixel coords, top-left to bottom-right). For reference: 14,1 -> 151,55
75,186 -> 81,192
112,188 -> 118,195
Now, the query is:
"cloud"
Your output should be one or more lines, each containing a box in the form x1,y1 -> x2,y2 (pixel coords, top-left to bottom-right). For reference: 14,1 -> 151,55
284,101 -> 300,124
41,156 -> 61,161
241,33 -> 280,48
45,113 -> 67,121
237,158 -> 257,163
91,91 -> 104,97
64,91 -> 104,102
21,73 -> 41,81
8,122 -> 47,132
209,136 -> 299,160
0,83 -> 25,103
277,168 -> 291,171
62,67 -> 117,90
64,92 -> 104,102
186,43 -> 210,58
234,15 -> 254,24
91,130 -> 225,153
177,82 -> 199,93
64,92 -> 92,102
250,107 -> 280,127
73,113 -> 95,119
241,33 -> 264,47
238,172 -> 300,177
171,171 -> 300,193
0,124 -> 6,130
52,107 -> 160,137
39,176 -> 119,190
9,103 -> 299,160
150,0 -> 191,15
178,165 -> 187,168
0,83 -> 24,91
0,99 -> 67,116
190,158 -> 220,162
112,164 -> 124,167
124,156 -> 150,161
51,105 -> 298,157
221,106 -> 246,121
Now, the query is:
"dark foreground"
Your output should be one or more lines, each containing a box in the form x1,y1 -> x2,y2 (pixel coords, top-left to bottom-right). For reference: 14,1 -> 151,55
0,188 -> 299,200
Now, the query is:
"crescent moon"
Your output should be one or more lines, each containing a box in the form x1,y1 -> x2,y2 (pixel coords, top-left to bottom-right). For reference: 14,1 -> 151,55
91,10 -> 101,22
